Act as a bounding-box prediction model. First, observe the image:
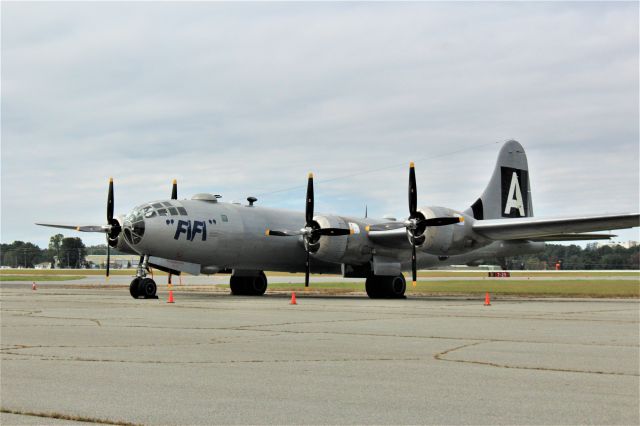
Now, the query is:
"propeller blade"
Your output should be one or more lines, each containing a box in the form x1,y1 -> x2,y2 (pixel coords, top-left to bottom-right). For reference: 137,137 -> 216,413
422,216 -> 463,227
171,179 -> 178,200
106,243 -> 110,278
313,227 -> 352,236
416,216 -> 463,235
305,173 -> 314,226
107,177 -> 114,222
265,229 -> 302,237
365,222 -> 406,232
35,223 -> 109,233
305,247 -> 310,287
411,241 -> 417,287
408,162 -> 417,218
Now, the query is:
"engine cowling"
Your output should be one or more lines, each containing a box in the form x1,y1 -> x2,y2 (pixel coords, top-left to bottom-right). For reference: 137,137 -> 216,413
412,207 -> 477,256
309,215 -> 349,263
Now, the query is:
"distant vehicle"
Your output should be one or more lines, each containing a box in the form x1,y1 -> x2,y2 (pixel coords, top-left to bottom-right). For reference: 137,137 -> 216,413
37,140 -> 639,299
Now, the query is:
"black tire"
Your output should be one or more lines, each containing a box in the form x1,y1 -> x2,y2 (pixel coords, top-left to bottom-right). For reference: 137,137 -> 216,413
129,278 -> 141,299
388,274 -> 406,299
248,272 -> 267,296
366,275 -> 406,299
365,276 -> 381,299
140,278 -> 157,298
230,272 -> 268,296
230,276 -> 247,295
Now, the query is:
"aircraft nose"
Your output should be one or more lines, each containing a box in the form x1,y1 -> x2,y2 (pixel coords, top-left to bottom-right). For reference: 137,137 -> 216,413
123,211 -> 146,246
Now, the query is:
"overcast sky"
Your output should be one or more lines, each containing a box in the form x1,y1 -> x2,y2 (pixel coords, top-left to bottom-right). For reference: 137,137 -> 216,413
2,1 -> 638,249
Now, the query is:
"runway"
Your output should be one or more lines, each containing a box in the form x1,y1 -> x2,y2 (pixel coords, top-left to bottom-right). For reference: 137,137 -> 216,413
1,285 -> 638,425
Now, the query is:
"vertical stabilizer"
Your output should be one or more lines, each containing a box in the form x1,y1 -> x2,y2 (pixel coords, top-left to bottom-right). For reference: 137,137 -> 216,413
465,140 -> 533,220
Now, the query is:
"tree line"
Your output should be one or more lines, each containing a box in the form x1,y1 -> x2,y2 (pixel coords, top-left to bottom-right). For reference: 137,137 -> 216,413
1,235 -> 638,270
1,234 -> 125,268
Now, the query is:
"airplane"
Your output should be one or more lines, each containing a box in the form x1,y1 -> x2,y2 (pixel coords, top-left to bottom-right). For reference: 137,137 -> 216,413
37,140 -> 639,299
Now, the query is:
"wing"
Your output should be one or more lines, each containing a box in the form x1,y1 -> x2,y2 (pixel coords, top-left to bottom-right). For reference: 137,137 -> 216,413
35,223 -> 109,233
472,213 -> 639,240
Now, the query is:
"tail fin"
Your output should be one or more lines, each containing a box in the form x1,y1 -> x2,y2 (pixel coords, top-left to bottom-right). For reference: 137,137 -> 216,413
466,140 -> 533,220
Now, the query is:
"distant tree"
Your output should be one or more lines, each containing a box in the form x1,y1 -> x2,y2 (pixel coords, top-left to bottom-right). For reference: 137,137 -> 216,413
0,241 -> 46,267
60,237 -> 87,268
48,233 -> 64,267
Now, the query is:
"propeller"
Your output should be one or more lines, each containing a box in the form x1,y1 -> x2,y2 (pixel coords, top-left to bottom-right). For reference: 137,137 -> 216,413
265,173 -> 352,287
366,162 -> 463,287
171,179 -> 178,200
168,179 -> 177,284
105,178 -> 123,277
36,178 -> 122,278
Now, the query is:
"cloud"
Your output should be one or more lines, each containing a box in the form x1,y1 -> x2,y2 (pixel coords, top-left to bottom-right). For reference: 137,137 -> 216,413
1,2 -> 638,248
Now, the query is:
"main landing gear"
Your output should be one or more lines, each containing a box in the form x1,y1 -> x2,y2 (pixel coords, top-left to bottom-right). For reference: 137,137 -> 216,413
129,255 -> 158,299
365,274 -> 407,299
230,271 -> 268,296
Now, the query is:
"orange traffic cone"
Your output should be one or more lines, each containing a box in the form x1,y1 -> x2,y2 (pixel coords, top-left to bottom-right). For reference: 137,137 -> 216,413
290,292 -> 297,305
484,292 -> 491,306
32,282 -> 37,291
167,290 -> 174,303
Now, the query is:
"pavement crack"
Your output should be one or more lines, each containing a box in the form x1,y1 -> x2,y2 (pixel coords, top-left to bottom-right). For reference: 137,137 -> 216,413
434,341 -> 639,377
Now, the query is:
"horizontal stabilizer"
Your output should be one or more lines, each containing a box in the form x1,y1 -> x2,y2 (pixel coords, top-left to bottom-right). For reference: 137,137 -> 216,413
473,213 -> 639,240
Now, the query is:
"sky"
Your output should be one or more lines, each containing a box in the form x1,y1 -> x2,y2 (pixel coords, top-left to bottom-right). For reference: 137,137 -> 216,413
1,1 -> 638,249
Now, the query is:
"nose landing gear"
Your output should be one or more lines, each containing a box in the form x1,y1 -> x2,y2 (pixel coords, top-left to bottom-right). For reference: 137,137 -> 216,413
129,255 -> 158,299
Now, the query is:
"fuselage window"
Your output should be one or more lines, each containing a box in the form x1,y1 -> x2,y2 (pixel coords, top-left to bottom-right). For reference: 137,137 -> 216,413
168,207 -> 178,216
157,208 -> 168,216
221,214 -> 228,222
152,203 -> 164,209
177,207 -> 188,215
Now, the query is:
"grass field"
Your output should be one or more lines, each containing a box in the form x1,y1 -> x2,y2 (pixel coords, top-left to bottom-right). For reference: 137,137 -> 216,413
0,275 -> 85,282
258,280 -> 640,298
1,269 -> 638,297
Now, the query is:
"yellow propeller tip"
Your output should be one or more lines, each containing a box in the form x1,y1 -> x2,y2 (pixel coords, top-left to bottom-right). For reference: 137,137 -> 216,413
409,162 -> 415,168
365,225 -> 370,232
412,281 -> 417,287
172,179 -> 177,184
75,226 -> 80,231
459,216 -> 464,222
109,177 -> 113,183
308,172 -> 314,179
265,229 -> 270,236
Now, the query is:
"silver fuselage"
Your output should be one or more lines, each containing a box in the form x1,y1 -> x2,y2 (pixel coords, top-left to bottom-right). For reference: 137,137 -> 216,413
120,198 -> 543,275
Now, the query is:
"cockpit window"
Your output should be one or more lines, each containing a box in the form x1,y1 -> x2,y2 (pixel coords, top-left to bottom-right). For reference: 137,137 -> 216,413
177,207 -> 187,215
125,205 -> 147,245
157,208 -> 168,216
168,207 -> 178,216
162,202 -> 173,207
152,203 -> 163,209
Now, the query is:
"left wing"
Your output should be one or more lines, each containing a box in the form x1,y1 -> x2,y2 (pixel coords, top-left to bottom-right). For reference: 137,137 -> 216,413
472,213 -> 639,241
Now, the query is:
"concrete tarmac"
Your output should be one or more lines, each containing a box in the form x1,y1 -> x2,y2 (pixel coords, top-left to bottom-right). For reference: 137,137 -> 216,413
1,285 -> 638,425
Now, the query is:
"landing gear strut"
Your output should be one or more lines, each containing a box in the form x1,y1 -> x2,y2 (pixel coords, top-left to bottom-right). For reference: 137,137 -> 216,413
365,274 -> 406,299
230,271 -> 268,296
129,255 -> 158,299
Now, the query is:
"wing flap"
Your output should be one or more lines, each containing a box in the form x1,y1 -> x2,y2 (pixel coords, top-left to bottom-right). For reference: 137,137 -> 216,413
472,213 -> 639,240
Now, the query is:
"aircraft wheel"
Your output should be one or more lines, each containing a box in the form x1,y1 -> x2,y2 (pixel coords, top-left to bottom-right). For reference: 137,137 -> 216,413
365,276 -> 382,299
140,278 -> 157,299
129,278 -> 141,299
248,272 -> 267,296
388,274 -> 406,299
366,275 -> 406,299
230,276 -> 247,295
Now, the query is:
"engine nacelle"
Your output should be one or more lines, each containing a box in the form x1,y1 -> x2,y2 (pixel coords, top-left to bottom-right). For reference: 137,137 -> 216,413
309,215 -> 349,263
413,207 -> 477,256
